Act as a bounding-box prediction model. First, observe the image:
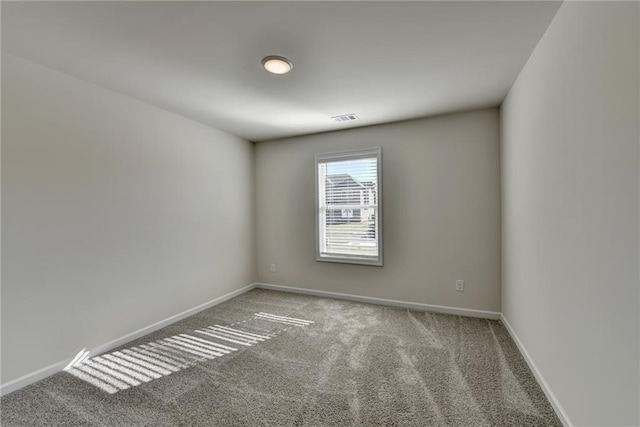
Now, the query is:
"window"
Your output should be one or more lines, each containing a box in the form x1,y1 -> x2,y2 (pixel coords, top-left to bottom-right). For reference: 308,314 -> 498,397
315,148 -> 382,266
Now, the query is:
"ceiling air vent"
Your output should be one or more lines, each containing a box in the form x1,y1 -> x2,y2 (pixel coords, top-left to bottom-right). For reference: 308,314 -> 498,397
331,114 -> 358,123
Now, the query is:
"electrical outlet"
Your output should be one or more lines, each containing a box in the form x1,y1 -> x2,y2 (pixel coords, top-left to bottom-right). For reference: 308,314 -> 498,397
270,264 -> 276,273
456,280 -> 464,292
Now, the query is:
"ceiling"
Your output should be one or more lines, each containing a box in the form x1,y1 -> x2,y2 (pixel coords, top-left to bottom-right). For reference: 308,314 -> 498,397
2,1 -> 561,142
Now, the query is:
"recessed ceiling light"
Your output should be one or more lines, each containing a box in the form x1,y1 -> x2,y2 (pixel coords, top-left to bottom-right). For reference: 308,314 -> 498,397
262,56 -> 293,75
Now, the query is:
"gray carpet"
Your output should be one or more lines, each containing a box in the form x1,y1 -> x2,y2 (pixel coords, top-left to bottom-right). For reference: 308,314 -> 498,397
0,289 -> 561,426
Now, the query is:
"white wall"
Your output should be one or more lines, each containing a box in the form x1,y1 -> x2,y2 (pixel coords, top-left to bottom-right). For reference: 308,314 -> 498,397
501,2 -> 639,426
1,53 -> 256,384
255,109 -> 501,312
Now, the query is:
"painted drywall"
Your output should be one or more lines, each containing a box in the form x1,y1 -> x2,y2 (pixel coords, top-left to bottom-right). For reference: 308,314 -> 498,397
1,53 -> 256,384
501,2 -> 639,426
255,109 -> 501,312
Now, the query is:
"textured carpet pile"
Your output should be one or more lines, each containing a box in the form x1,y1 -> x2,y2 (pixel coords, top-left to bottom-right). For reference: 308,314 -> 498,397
0,289 -> 561,426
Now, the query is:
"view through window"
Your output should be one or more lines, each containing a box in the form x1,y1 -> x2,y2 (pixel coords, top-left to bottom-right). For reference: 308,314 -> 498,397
315,148 -> 382,265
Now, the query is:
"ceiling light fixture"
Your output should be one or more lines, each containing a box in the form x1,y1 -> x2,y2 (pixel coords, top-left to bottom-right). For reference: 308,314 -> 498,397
262,55 -> 293,75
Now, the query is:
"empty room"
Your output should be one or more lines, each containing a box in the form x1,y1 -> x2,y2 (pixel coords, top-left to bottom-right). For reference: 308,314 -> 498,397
1,1 -> 638,426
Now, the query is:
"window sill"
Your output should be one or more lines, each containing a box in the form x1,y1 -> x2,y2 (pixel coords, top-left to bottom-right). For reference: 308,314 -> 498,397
316,255 -> 383,267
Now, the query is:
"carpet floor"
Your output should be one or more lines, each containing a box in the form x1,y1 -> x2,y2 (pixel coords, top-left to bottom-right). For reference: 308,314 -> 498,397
1,289 -> 561,426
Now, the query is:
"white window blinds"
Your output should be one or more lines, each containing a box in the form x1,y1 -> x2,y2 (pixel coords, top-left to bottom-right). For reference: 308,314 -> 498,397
315,148 -> 382,266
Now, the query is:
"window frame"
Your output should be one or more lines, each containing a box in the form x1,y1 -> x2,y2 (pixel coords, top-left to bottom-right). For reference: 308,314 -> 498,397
314,147 -> 383,266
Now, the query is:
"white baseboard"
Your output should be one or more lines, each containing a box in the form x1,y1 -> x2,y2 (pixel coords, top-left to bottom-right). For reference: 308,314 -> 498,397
255,282 -> 501,319
0,283 -> 257,397
0,359 -> 71,398
500,314 -> 572,427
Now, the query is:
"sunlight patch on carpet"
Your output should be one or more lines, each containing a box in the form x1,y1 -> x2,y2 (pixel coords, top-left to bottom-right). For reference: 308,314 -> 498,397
64,312 -> 314,394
